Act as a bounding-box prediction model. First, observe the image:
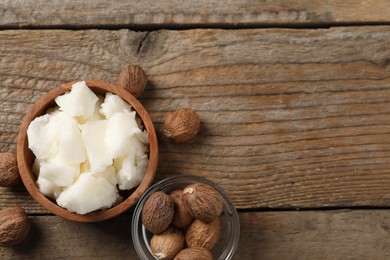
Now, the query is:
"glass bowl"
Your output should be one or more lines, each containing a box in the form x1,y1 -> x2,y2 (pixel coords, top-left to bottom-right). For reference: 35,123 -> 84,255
132,174 -> 240,260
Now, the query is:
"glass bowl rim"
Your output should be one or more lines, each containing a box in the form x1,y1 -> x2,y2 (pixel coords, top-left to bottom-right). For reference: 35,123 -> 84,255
131,174 -> 240,260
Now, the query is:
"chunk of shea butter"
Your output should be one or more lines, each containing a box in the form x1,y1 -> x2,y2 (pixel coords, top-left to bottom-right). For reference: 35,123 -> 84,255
28,110 -> 78,162
39,161 -> 79,187
57,116 -> 86,164
94,165 -> 118,187
27,113 -> 60,161
116,153 -> 148,190
115,136 -> 148,190
80,120 -> 112,172
55,81 -> 98,118
37,176 -> 62,199
77,95 -> 105,124
57,172 -> 118,215
105,110 -> 140,158
100,92 -> 132,118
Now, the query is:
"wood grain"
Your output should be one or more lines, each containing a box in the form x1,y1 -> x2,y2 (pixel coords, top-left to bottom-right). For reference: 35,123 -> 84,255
0,27 -> 390,211
0,1 -> 389,28
0,211 -> 389,259
237,210 -> 390,260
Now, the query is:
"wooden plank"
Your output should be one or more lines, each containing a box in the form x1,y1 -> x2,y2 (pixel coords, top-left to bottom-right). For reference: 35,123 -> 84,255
237,210 -> 390,260
0,211 -> 389,259
0,214 -> 137,259
0,1 -> 389,28
1,27 -> 390,211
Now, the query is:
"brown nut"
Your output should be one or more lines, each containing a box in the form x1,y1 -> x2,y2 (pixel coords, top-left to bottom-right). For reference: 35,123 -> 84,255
163,108 -> 200,144
182,183 -> 223,223
169,189 -> 193,228
116,65 -> 147,97
150,226 -> 185,260
185,218 -> 221,250
0,207 -> 30,246
142,191 -> 174,234
174,247 -> 213,260
0,152 -> 21,187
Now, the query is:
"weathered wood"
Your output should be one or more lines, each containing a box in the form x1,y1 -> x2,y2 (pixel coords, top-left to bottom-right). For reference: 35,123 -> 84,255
0,211 -> 389,259
0,214 -> 137,259
236,210 -> 390,260
1,27 -> 390,211
0,1 -> 389,28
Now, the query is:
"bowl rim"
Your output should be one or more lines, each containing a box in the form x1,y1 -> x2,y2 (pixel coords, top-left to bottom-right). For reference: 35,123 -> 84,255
16,80 -> 158,222
131,174 -> 240,260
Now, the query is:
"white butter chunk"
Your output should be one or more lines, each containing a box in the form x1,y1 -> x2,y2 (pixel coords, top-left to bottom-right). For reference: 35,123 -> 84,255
116,157 -> 148,190
115,148 -> 148,190
55,81 -> 98,118
130,133 -> 148,156
56,172 -> 119,215
57,117 -> 86,164
105,110 -> 140,158
100,92 -> 132,118
135,130 -> 149,144
27,114 -> 59,160
92,165 -> 118,187
80,120 -> 112,172
40,161 -> 79,187
36,176 -> 62,200
77,95 -> 105,123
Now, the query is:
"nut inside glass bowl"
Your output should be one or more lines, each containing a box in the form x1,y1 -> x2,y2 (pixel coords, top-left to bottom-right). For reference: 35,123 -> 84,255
132,174 -> 240,260
17,80 -> 158,222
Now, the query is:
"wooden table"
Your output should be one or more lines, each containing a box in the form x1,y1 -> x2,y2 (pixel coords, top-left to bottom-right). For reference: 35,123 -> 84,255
1,1 -> 390,259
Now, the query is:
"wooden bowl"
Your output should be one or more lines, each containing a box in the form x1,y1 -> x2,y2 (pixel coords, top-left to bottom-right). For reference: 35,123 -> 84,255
16,80 -> 158,222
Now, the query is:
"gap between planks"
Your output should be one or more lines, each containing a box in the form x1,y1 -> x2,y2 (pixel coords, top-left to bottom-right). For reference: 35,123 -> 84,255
1,21 -> 390,31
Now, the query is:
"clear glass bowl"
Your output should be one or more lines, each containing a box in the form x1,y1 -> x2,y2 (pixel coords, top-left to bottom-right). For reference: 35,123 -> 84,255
132,174 -> 240,260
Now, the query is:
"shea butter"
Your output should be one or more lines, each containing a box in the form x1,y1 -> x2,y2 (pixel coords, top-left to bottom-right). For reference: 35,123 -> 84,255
27,81 -> 149,214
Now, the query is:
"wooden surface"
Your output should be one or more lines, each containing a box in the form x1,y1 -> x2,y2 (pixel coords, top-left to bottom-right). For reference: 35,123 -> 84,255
1,1 -> 390,259
0,1 -> 389,28
1,211 -> 390,260
1,27 -> 390,210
